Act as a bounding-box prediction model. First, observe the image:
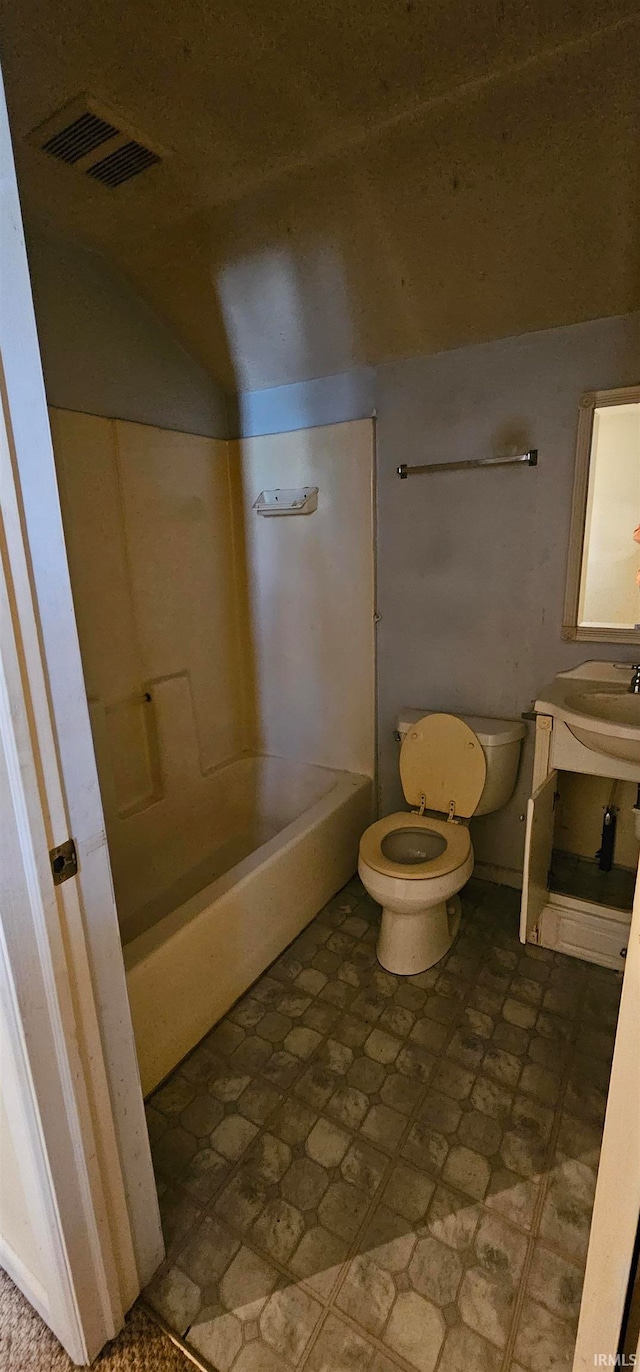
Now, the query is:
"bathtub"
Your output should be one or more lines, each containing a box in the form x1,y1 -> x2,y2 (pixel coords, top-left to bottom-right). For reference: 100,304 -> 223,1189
122,755 -> 373,1094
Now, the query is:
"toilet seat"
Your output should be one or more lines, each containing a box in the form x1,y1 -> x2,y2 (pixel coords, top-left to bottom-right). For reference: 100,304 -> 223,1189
400,713 -> 486,817
359,812 -> 471,881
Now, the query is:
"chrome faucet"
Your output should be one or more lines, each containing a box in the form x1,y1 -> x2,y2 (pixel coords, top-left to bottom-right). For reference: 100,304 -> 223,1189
629,665 -> 640,694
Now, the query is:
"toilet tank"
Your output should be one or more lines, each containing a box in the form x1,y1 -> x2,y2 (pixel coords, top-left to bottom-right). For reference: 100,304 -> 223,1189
396,709 -> 525,817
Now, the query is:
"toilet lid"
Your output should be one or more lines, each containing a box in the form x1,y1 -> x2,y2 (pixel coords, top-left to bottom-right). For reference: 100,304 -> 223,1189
399,713 -> 487,818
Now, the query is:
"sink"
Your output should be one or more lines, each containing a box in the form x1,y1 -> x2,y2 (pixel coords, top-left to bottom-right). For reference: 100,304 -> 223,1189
566,688 -> 640,728
535,664 -> 640,766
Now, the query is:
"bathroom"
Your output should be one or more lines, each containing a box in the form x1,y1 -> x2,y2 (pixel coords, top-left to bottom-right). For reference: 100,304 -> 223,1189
1,5 -> 639,1371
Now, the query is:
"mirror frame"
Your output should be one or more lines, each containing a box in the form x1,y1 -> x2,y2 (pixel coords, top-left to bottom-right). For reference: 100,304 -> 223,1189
563,383 -> 640,645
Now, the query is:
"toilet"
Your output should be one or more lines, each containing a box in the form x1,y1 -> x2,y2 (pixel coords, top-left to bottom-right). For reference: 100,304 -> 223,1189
359,710 -> 525,975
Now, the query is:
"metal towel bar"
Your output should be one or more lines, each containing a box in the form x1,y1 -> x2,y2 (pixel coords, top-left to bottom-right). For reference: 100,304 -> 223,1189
397,449 -> 538,479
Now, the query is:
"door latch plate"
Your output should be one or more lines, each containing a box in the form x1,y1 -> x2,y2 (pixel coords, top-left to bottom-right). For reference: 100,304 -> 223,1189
49,838 -> 78,885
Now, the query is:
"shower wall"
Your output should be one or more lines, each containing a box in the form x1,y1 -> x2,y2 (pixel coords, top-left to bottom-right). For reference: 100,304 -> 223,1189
50,408 -> 254,928
231,420 -> 375,778
50,410 -> 375,936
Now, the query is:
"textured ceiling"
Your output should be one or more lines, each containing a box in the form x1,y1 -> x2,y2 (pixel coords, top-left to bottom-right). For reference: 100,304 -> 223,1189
2,1 -> 639,391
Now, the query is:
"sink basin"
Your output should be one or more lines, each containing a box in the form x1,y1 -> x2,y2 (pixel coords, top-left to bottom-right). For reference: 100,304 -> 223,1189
535,665 -> 640,766
565,687 -> 640,763
566,688 -> 640,727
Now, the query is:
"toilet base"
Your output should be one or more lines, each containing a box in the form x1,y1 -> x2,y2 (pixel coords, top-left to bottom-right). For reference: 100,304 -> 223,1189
377,896 -> 462,975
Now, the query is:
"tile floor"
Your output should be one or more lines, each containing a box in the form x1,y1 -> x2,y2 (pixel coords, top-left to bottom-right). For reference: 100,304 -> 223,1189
143,876 -> 622,1372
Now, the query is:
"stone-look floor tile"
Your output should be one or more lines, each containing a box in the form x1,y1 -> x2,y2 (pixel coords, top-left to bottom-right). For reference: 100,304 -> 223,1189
141,876 -> 621,1372
539,1159 -> 596,1263
337,1253 -> 396,1336
305,1312 -> 375,1371
365,1027 -> 402,1064
456,1110 -> 502,1158
402,1119 -> 449,1175
418,1088 -> 462,1136
431,1060 -> 474,1101
251,1198 -> 305,1264
458,1212 -> 527,1349
447,1028 -> 487,1072
306,1115 -> 350,1166
526,1242 -> 584,1326
248,1133 -> 292,1184
178,1145 -> 231,1205
555,1113 -> 602,1173
382,1162 -> 435,1223
189,1311 -> 243,1370
318,1180 -> 370,1241
408,1234 -> 463,1305
179,1214 -> 240,1287
153,1075 -> 199,1118
157,1185 -> 202,1257
380,1071 -> 423,1115
151,1125 -> 199,1180
410,1017 -> 449,1054
485,1167 -> 538,1231
289,1224 -> 348,1298
502,998 -> 537,1030
342,1139 -> 387,1192
383,1289 -> 446,1371
471,1076 -> 513,1122
211,1115 -> 260,1161
146,1264 -> 201,1334
282,1157 -> 330,1210
437,1322 -> 503,1372
359,1203 -> 417,1274
215,1171 -> 270,1234
379,1004 -> 415,1038
442,1146 -> 490,1200
238,1081 -> 284,1125
317,1038 -> 354,1075
396,1043 -> 435,1084
519,1062 -> 562,1106
260,1282 -> 323,1365
328,1084 -> 370,1130
426,1184 -> 480,1251
482,1046 -> 522,1090
513,1296 -> 576,1371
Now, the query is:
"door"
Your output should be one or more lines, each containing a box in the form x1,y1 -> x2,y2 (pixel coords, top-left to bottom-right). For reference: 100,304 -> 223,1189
520,769 -> 557,943
572,860 -> 640,1367
0,66 -> 162,1362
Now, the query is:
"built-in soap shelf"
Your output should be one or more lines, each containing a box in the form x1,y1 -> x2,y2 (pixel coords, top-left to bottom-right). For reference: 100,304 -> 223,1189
253,486 -> 318,516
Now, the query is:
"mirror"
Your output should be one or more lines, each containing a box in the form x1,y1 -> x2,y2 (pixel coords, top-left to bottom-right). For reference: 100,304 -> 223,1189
563,385 -> 640,643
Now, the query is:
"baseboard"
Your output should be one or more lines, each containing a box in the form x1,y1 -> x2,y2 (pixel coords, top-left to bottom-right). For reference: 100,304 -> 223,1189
0,1233 -> 51,1331
474,861 -> 523,891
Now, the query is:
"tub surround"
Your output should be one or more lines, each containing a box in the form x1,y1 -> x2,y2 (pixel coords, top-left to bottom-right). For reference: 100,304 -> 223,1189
50,410 -> 375,1090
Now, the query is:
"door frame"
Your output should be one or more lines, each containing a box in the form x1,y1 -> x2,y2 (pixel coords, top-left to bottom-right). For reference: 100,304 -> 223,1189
1,65 -> 162,1361
572,861 -> 640,1368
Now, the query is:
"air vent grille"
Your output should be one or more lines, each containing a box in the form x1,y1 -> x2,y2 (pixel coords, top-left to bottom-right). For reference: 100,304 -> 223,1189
87,140 -> 161,187
42,112 -> 119,164
28,96 -> 165,189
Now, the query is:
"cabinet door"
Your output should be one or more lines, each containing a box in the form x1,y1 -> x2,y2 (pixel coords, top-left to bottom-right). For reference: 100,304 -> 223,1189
520,770 -> 557,943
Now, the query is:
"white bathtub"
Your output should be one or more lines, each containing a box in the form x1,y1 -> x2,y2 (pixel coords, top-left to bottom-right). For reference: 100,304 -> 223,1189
122,755 -> 372,1094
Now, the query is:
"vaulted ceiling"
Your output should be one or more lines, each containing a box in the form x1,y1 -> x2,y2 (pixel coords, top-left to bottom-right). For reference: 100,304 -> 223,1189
2,1 -> 639,391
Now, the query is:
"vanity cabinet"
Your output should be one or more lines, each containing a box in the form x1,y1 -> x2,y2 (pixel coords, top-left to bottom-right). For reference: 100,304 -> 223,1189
520,711 -> 638,971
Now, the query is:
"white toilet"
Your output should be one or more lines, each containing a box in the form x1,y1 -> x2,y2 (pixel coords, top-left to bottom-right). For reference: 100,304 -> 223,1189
359,710 -> 525,975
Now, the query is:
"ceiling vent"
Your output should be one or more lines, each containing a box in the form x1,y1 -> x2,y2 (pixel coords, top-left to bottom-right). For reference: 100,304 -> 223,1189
28,95 -> 165,188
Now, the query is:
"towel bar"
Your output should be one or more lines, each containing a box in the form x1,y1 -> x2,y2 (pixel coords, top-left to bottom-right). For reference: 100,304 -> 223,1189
397,449 -> 538,478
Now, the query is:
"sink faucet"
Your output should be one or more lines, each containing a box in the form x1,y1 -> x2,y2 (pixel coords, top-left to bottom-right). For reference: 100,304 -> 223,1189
629,665 -> 640,694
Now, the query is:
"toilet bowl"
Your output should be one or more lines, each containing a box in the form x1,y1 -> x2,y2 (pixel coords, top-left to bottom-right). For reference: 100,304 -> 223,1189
359,710 -> 525,975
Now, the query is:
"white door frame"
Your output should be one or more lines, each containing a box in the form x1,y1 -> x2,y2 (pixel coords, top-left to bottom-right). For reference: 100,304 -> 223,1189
573,861 -> 640,1368
1,66 -> 162,1361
